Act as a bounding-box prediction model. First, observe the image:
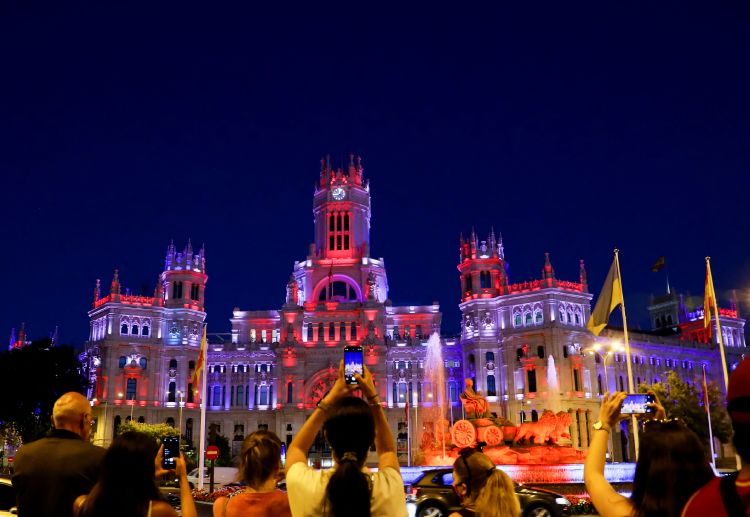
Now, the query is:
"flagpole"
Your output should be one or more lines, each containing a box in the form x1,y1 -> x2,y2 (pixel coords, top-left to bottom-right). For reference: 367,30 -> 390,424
706,257 -> 741,470
702,364 -> 716,470
614,249 -> 639,461
198,325 -> 208,489
406,398 -> 411,467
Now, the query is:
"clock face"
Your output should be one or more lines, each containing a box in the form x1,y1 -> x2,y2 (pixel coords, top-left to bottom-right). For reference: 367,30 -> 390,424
332,187 -> 346,201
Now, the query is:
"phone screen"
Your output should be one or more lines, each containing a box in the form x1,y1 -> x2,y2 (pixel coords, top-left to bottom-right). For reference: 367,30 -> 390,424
162,436 -> 179,469
621,394 -> 656,414
344,346 -> 363,385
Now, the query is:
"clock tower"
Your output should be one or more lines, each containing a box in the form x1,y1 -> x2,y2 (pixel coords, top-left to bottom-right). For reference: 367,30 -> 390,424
312,154 -> 371,260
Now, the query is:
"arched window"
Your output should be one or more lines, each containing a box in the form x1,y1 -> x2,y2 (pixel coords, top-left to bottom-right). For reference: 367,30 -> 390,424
307,324 -> 313,342
169,358 -> 177,369
560,307 -> 567,323
131,324 -> 139,336
524,312 -> 532,326
139,357 -> 147,369
168,381 -> 176,402
318,281 -> 359,302
126,378 -> 137,400
537,346 -> 544,359
350,322 -> 357,340
531,409 -> 538,422
534,309 -> 543,324
480,271 -> 491,289
287,382 -> 293,404
485,351 -> 495,362
317,323 -> 324,341
574,312 -> 580,326
487,375 -> 496,396
514,313 -> 522,327
142,325 -> 150,337
119,356 -> 127,368
397,383 -> 407,403
120,323 -> 129,335
340,322 -> 346,340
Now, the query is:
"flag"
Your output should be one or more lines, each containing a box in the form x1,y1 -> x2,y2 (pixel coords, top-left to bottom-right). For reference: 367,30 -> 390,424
651,256 -> 665,272
703,262 -> 716,331
587,258 -> 624,336
191,325 -> 207,396
701,364 -> 710,415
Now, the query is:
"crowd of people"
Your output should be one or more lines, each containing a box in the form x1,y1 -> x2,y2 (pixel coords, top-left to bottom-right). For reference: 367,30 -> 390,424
9,356 -> 750,517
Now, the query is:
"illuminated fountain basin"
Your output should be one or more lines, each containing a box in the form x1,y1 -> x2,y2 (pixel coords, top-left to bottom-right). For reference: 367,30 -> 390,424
400,463 -> 636,485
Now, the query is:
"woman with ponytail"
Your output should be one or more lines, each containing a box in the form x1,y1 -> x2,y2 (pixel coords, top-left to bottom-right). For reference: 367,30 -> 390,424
212,430 -> 291,517
286,361 -> 407,517
449,448 -> 519,517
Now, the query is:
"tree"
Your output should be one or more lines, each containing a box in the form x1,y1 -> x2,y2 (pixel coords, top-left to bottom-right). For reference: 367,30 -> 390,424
0,338 -> 87,443
208,424 -> 232,466
638,370 -> 732,447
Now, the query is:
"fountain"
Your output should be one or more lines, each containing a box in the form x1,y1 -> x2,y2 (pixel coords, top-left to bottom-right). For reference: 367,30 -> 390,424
419,333 -> 449,463
547,355 -> 562,413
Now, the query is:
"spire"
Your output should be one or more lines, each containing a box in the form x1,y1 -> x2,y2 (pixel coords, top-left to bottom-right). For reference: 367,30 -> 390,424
50,326 -> 58,346
185,239 -> 193,264
110,269 -> 121,301
579,260 -> 588,292
542,252 -> 556,287
9,328 -> 16,349
153,276 -> 164,307
199,243 -> 206,272
16,322 -> 26,349
93,278 -> 101,307
488,227 -> 497,258
165,240 -> 176,270
497,232 -> 505,260
731,289 -> 740,317
470,227 -> 477,258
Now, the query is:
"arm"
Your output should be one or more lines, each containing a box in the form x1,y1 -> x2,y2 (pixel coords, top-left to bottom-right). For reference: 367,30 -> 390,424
584,392 -> 632,517
175,453 -> 197,517
355,366 -> 399,472
287,360 -> 355,469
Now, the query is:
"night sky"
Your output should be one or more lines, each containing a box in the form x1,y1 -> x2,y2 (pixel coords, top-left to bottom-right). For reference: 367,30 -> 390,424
2,3 -> 749,345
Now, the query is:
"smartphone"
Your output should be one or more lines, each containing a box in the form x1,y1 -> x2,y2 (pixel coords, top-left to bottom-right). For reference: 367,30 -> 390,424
621,393 -> 656,415
162,436 -> 179,470
344,345 -> 364,385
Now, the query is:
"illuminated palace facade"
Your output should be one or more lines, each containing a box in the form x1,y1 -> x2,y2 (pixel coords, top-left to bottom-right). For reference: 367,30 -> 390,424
83,158 -> 747,463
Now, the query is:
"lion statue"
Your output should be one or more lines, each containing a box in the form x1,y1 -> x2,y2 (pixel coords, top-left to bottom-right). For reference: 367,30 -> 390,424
513,410 -> 571,445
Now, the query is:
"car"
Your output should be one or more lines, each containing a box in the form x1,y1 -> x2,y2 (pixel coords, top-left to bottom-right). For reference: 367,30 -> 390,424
187,466 -> 239,489
405,468 -> 570,517
0,478 -> 17,516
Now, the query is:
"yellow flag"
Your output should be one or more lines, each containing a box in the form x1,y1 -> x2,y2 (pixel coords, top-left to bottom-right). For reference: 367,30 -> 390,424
587,258 -> 624,336
191,325 -> 207,396
703,262 -> 716,330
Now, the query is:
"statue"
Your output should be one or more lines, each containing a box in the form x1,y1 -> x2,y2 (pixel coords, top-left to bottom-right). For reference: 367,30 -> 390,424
459,378 -> 491,419
366,271 -> 378,301
513,410 -> 572,445
286,275 -> 298,305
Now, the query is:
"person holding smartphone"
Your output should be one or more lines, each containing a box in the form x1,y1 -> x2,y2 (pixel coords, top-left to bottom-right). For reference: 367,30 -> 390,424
73,431 -> 197,517
285,360 -> 407,517
584,391 -> 713,517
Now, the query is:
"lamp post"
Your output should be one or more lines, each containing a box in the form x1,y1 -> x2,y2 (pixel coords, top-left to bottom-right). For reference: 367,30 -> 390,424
178,390 -> 184,438
118,392 -> 133,421
586,340 -> 624,461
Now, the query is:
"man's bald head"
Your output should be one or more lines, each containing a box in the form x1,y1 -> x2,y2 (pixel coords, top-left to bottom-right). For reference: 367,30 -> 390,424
52,392 -> 92,439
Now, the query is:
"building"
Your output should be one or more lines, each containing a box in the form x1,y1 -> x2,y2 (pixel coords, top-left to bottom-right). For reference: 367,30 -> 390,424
83,157 -> 747,463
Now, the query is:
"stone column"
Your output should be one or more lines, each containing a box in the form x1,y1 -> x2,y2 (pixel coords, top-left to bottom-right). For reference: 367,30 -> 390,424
568,408 -> 579,449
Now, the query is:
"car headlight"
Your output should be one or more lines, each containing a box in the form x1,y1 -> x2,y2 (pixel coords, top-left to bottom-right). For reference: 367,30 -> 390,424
555,497 -> 571,506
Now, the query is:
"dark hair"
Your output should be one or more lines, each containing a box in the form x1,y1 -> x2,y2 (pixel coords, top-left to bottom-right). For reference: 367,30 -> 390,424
323,397 -> 375,517
728,397 -> 750,462
631,420 -> 713,517
238,430 -> 282,489
452,449 -> 519,517
79,431 -> 162,517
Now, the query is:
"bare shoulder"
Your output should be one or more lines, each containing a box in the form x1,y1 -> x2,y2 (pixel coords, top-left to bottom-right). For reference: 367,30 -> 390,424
72,495 -> 86,515
149,500 -> 179,517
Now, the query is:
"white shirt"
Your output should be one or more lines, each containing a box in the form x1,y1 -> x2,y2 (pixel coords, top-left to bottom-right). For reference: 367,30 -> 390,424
286,463 -> 408,517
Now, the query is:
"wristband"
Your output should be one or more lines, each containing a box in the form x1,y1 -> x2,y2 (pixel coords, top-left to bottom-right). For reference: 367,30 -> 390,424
317,400 -> 331,412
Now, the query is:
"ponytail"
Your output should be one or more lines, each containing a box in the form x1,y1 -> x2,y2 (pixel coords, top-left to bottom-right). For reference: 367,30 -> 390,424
473,468 -> 519,517
326,454 -> 371,517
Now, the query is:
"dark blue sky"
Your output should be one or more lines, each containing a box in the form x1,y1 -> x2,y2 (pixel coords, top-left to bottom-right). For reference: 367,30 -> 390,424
2,2 -> 749,345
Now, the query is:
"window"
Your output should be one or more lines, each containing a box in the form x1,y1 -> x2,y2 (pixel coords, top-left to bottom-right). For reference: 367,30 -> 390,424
619,376 -> 624,391
525,312 -> 532,326
485,351 -> 495,362
142,325 -> 150,337
573,369 -> 580,391
559,308 -> 567,323
392,325 -> 400,340
237,385 -> 244,407
329,322 -> 335,341
119,356 -> 127,368
169,359 -> 177,369
172,281 -> 183,299
340,322 -> 346,340
528,369 -> 537,393
126,378 -> 137,400
212,386 -> 221,406
168,382 -> 176,402
328,211 -> 352,251
139,357 -> 147,369
597,374 -> 603,395
121,323 -> 129,335
531,409 -> 538,422
187,384 -> 194,403
392,383 -> 398,404
563,346 -> 568,358
537,346 -> 545,359
131,324 -> 139,336
191,284 -> 200,301
350,322 -> 357,340
514,313 -> 522,327
188,360 -> 195,370
534,309 -> 543,324
259,386 -> 269,406
397,383 -> 407,403
307,324 -> 314,342
287,382 -> 293,404
487,375 -> 497,396
516,348 -> 524,361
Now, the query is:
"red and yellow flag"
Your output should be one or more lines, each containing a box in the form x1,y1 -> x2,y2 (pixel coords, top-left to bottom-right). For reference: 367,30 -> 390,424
191,325 -> 207,397
703,262 -> 716,331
